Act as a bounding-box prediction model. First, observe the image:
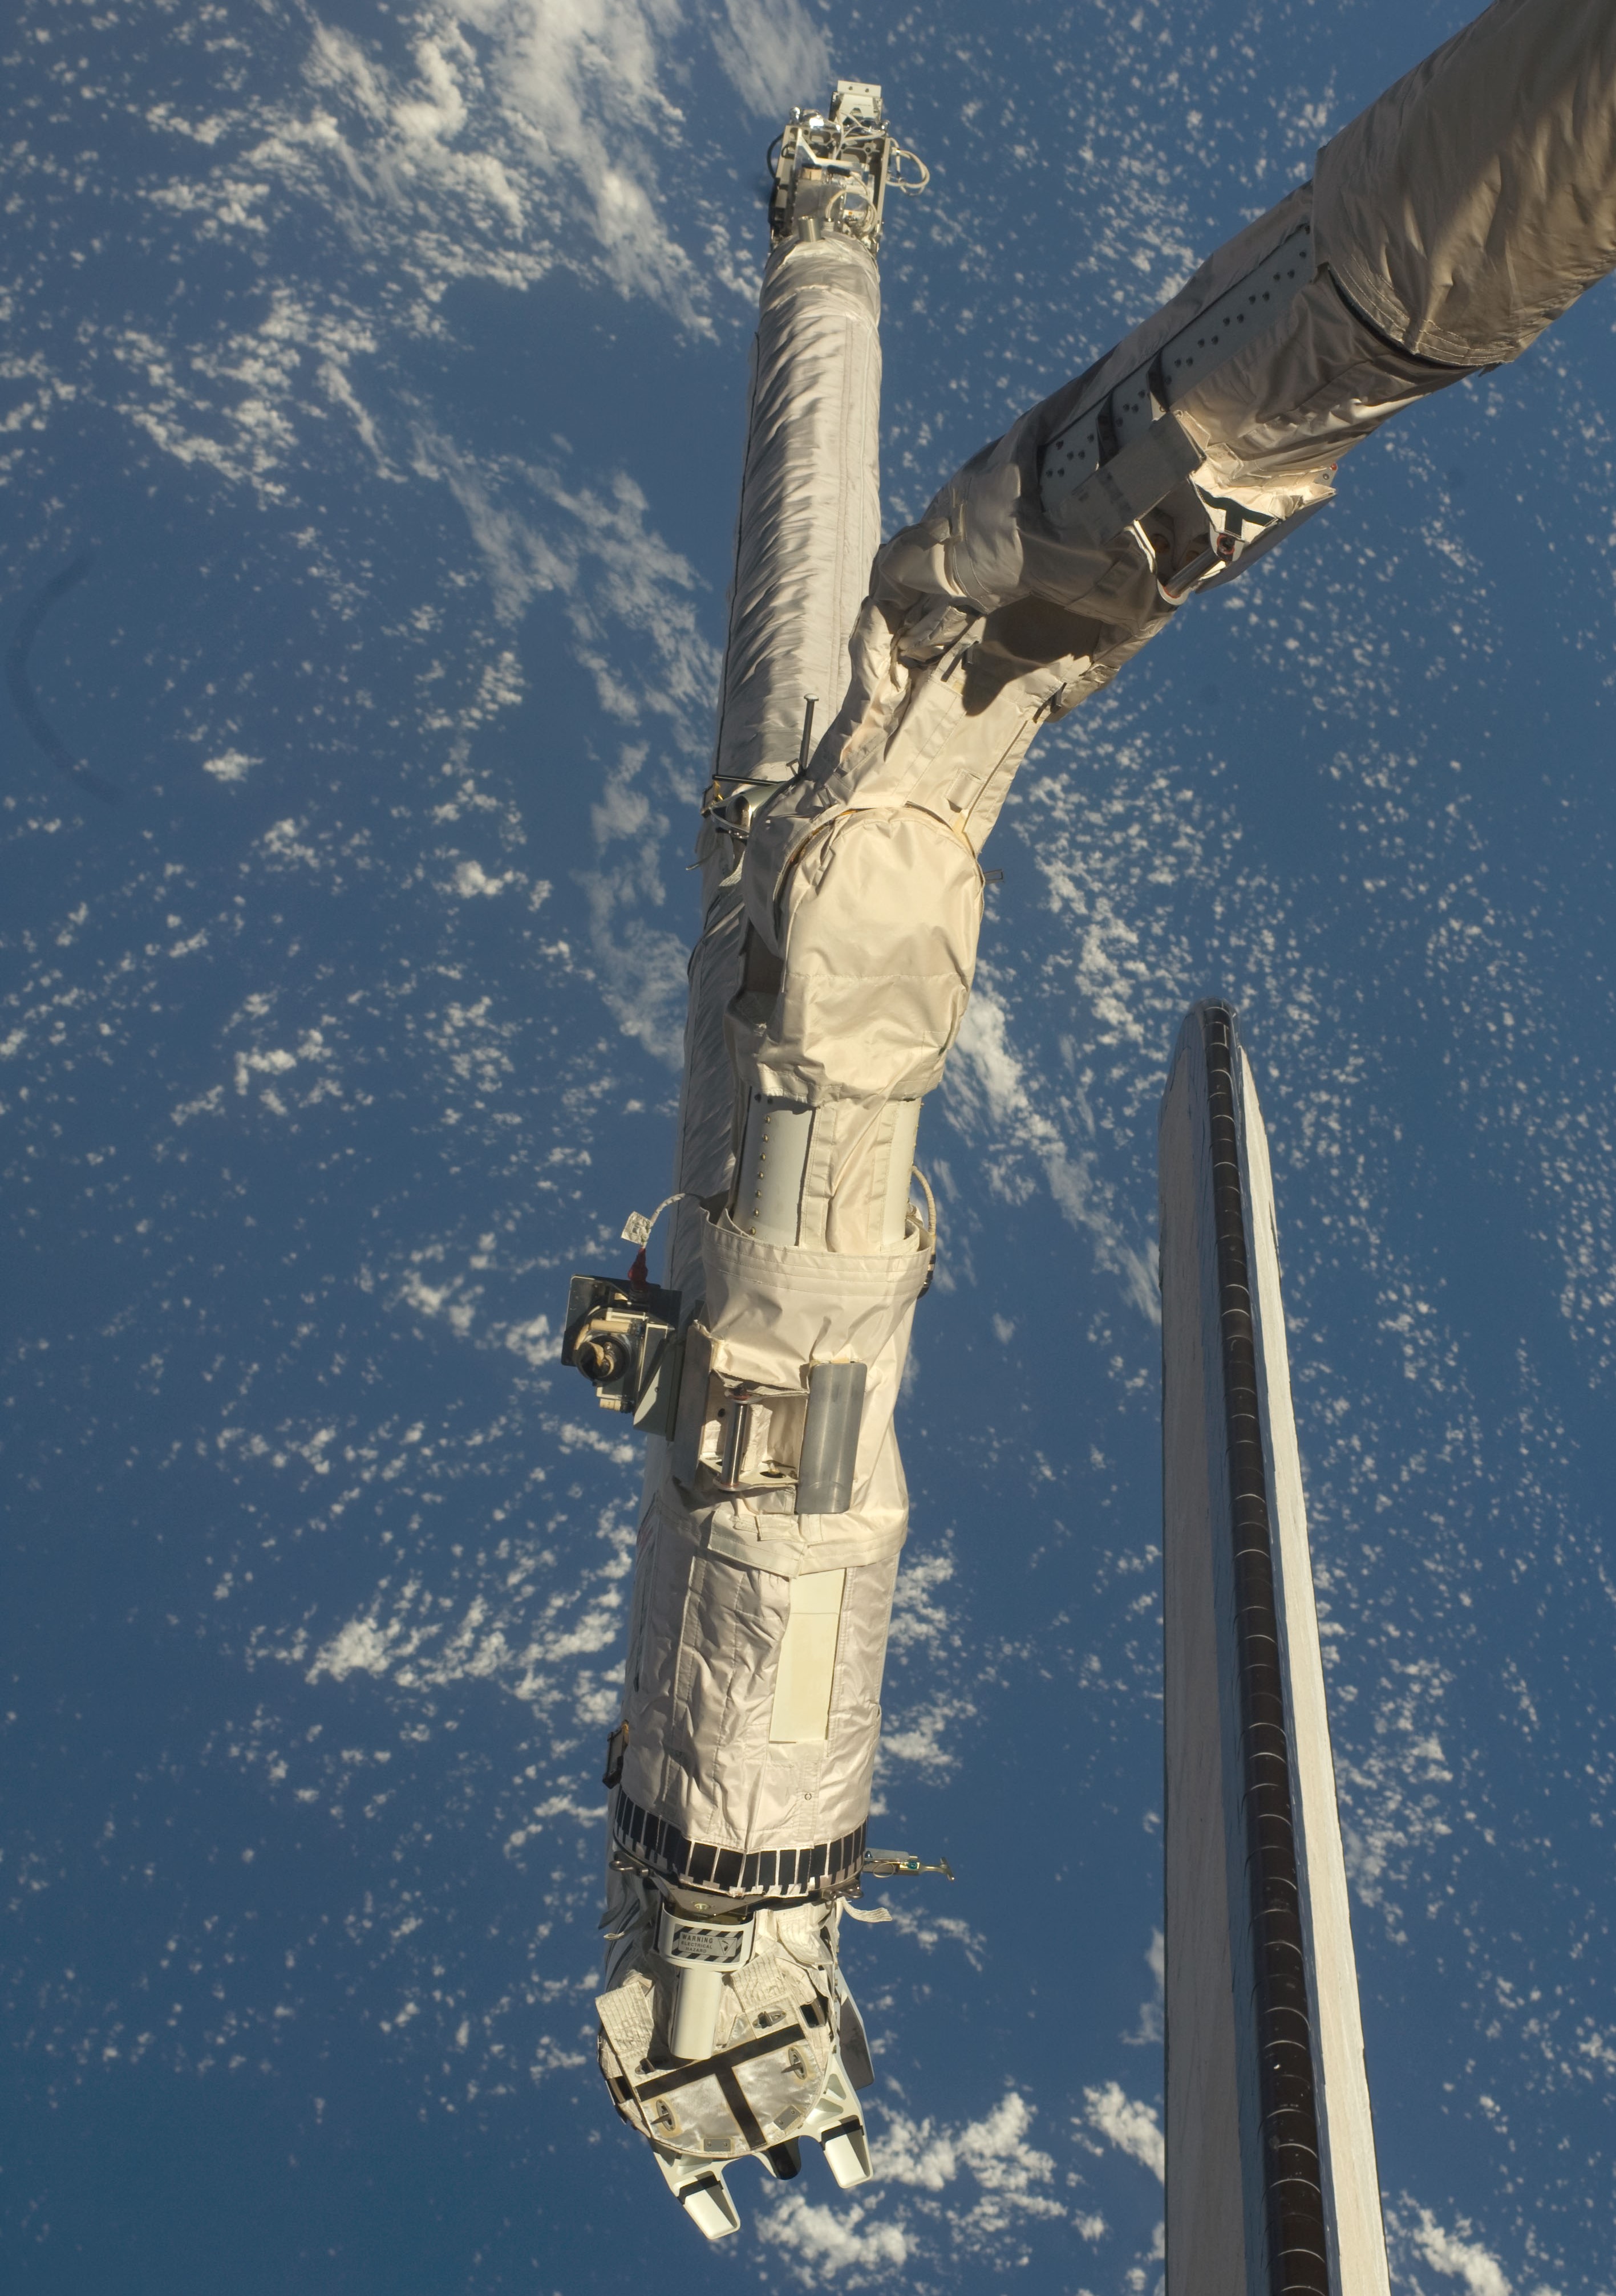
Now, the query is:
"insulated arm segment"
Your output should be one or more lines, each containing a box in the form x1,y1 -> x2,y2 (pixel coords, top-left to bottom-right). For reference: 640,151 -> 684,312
666,83 -> 893,1312
1315,0 -> 1616,366
768,0 -> 1616,875
589,83 -> 937,2244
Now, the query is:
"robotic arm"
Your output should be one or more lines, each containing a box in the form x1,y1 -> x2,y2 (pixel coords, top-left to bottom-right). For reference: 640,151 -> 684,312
573,0 -> 1616,2239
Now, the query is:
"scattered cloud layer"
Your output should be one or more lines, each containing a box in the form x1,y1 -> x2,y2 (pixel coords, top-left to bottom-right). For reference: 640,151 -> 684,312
1082,2082 -> 1165,2182
757,2090 -> 1075,2286
1386,2199 -> 1528,2296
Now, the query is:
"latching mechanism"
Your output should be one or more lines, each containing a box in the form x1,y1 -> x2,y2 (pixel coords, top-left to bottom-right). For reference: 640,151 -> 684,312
861,1847 -> 955,1880
1159,526 -> 1245,602
767,79 -> 928,254
708,1382 -> 808,1494
695,1360 -> 868,1515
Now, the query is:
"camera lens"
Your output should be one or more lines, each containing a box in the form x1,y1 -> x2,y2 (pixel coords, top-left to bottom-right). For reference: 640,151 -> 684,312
577,1329 -> 630,1384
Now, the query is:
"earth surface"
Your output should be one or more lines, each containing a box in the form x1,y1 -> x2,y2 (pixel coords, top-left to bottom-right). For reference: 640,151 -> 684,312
3,0 -> 1614,2289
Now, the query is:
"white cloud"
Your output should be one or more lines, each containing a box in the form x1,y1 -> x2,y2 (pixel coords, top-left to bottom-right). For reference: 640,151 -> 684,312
874,1546 -> 977,1784
37,5 -> 735,1085
756,2192 -> 908,2279
1082,2082 -> 1164,2181
877,2090 -> 1066,2241
529,459 -> 718,731
886,1548 -> 955,1655
947,985 -> 1157,1320
1387,2202 -> 1514,2296
398,1265 -> 480,1334
758,2090 -> 1067,2285
403,436 -> 716,1064
276,1491 -> 634,1714
434,0 -> 743,322
258,0 -> 828,333
576,743 -> 692,1066
877,1904 -> 987,1970
874,1693 -> 977,1776
707,0 -> 828,119
202,748 -> 261,782
307,1616 -> 396,1681
1124,1928 -> 1165,2046
1336,1654 -> 1457,1944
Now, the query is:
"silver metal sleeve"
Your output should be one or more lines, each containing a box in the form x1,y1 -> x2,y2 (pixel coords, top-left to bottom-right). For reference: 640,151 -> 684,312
669,1965 -> 725,2063
796,1361 -> 868,1515
878,1100 -> 922,1248
732,1095 -> 815,1245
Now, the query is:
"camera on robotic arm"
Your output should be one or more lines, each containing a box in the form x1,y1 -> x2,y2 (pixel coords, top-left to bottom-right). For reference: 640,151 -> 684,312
561,1272 -> 683,1436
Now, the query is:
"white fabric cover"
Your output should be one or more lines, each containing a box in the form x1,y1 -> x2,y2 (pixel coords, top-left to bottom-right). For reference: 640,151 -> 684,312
622,220 -> 904,1886
665,230 -> 885,1306
618,1500 -> 898,1852
700,1214 -> 928,1391
712,237 -> 885,788
1315,0 -> 1616,365
730,805 -> 985,1105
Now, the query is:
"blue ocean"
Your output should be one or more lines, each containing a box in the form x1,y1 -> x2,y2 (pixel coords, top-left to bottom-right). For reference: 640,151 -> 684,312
3,1 -> 1613,2287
